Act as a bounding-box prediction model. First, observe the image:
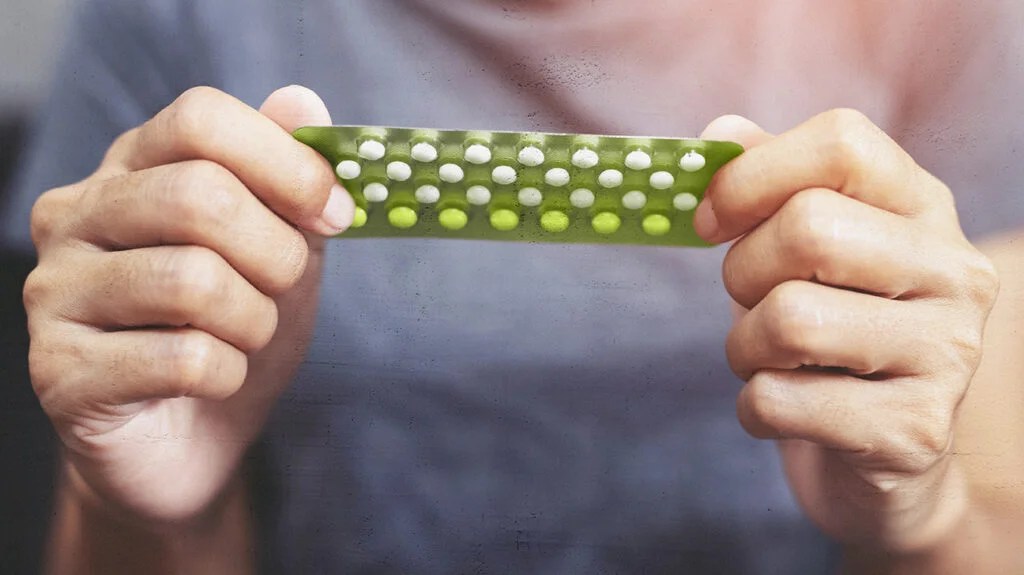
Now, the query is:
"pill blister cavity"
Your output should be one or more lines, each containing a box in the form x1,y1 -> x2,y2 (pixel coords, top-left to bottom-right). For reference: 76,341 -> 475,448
592,212 -> 621,235
649,171 -> 674,190
569,188 -> 595,209
439,208 -> 468,230
673,193 -> 699,211
518,187 -> 543,207
363,182 -> 389,203
540,210 -> 570,233
598,169 -> 623,188
387,161 -> 412,182
518,146 -> 545,167
571,148 -> 599,169
358,140 -> 386,161
622,190 -> 647,210
410,142 -> 438,163
492,165 -> 518,185
439,163 -> 465,183
336,160 -> 361,180
545,168 -> 570,187
352,207 -> 368,228
680,151 -> 706,172
466,185 -> 492,206
415,184 -> 441,204
388,206 -> 418,229
642,214 -> 671,236
464,143 -> 492,165
490,209 -> 519,231
624,149 -> 652,171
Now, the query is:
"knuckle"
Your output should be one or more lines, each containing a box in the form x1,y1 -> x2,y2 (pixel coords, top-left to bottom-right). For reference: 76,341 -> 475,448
904,413 -> 953,471
167,160 -> 242,225
22,267 -> 50,312
762,282 -> 819,355
168,86 -> 225,145
154,247 -> 228,321
820,108 -> 878,173
943,326 -> 985,374
30,186 -> 76,247
778,189 -> 841,268
166,331 -> 218,398
741,373 -> 785,431
961,251 -> 1000,308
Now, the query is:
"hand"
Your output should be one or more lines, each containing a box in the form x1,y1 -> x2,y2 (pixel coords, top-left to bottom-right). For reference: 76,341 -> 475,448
696,111 -> 1000,552
23,85 -> 353,525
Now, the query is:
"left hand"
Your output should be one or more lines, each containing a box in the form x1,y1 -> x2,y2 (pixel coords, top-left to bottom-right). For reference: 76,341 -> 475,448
695,110 -> 1000,553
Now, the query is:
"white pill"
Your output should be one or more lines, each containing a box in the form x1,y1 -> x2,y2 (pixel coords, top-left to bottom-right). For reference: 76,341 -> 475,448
363,182 -> 389,203
464,143 -> 492,165
571,148 -> 600,169
410,142 -> 439,163
624,150 -> 652,171
358,140 -> 386,161
649,171 -> 675,190
466,185 -> 492,206
415,184 -> 441,204
491,165 -> 518,185
598,169 -> 623,188
518,187 -> 543,207
517,146 -> 545,167
336,160 -> 361,180
438,163 -> 465,183
622,190 -> 647,210
386,161 -> 412,182
569,188 -> 595,209
544,168 -> 571,187
680,151 -> 706,172
673,193 -> 699,211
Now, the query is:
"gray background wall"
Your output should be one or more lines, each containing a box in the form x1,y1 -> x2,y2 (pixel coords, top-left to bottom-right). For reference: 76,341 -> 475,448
1,0 -> 74,116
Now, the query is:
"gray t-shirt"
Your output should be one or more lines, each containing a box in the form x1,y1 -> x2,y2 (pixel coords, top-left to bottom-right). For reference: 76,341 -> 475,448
4,1 -> 1022,573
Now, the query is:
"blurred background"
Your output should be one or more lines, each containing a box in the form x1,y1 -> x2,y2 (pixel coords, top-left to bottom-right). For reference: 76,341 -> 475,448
1,1 -> 73,572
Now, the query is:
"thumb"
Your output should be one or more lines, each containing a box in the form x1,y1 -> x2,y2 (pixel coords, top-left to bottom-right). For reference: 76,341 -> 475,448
259,84 -> 333,132
699,114 -> 773,150
694,115 -> 773,241
260,85 -> 352,241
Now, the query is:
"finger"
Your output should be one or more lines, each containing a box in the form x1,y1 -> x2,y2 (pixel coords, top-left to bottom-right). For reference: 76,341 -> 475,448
726,280 -> 935,381
700,108 -> 956,243
64,327 -> 250,404
722,188 -> 969,309
103,85 -> 352,235
73,160 -> 309,296
694,115 -> 774,240
737,368 -> 956,473
58,246 -> 278,353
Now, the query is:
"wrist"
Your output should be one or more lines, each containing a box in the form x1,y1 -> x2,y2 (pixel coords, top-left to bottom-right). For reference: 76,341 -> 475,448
47,458 -> 255,575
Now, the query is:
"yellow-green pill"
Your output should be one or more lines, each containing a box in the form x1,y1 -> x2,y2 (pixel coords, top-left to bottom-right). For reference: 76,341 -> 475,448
352,207 -> 368,228
540,210 -> 570,233
490,209 -> 519,231
439,208 -> 468,231
591,212 -> 621,235
642,214 -> 671,236
388,206 -> 418,229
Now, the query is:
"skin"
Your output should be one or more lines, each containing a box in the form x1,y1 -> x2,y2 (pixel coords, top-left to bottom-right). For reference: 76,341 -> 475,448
24,89 -> 1023,573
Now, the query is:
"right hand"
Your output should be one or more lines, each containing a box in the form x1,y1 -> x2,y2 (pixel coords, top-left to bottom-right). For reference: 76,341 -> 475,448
23,85 -> 353,525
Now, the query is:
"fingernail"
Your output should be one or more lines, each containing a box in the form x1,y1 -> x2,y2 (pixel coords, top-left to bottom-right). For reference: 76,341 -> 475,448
318,184 -> 354,235
693,197 -> 720,241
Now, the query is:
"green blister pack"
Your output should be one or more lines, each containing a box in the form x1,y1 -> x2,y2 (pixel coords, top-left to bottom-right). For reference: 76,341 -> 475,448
292,126 -> 743,247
